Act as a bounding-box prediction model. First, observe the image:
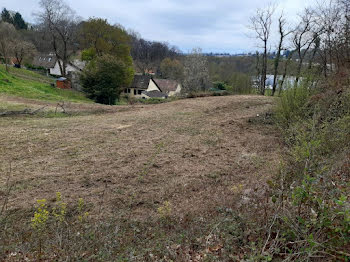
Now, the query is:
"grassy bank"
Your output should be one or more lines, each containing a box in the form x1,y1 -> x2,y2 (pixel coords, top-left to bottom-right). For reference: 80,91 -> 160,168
261,75 -> 350,261
0,66 -> 91,103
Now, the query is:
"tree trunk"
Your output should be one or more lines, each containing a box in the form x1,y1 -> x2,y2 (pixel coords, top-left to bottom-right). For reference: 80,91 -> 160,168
261,40 -> 268,95
278,51 -> 294,95
272,42 -> 283,96
4,54 -> 9,72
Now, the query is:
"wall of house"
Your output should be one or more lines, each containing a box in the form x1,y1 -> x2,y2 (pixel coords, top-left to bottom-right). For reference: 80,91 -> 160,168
141,93 -> 150,99
168,84 -> 182,97
140,93 -> 166,99
122,88 -> 145,98
50,61 -> 79,76
147,80 -> 161,92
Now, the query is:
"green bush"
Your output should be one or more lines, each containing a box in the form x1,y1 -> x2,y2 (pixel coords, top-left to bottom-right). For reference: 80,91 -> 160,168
274,81 -> 311,128
269,77 -> 350,260
81,55 -> 134,105
213,81 -> 227,90
138,98 -> 168,104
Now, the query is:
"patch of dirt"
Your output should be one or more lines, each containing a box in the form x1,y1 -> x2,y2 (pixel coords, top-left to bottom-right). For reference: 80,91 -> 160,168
0,95 -> 281,221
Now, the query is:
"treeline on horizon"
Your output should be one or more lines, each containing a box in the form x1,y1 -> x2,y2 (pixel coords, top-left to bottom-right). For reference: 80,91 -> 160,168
0,3 -> 256,96
1,0 -> 346,99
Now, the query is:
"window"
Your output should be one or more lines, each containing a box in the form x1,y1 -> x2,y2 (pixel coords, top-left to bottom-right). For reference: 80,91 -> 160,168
48,58 -> 52,62
134,89 -> 136,95
138,90 -> 142,95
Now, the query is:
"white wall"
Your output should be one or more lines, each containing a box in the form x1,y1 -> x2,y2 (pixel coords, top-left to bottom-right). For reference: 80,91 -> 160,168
122,88 -> 144,98
50,61 -> 80,76
147,80 -> 161,92
168,84 -> 182,97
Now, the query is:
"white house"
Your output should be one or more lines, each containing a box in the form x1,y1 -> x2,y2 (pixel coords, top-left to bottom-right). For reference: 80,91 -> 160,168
123,75 -> 182,99
32,54 -> 85,76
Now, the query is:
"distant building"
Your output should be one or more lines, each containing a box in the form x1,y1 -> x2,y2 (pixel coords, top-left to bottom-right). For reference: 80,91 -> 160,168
56,77 -> 71,89
252,75 -> 298,90
123,75 -> 182,99
32,53 -> 85,76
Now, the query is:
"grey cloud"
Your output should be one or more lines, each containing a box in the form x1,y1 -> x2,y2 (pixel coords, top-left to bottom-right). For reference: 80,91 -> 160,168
2,0 -> 316,53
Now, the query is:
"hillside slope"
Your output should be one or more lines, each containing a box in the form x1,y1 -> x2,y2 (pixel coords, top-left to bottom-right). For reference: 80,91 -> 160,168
0,65 -> 91,103
0,95 -> 280,260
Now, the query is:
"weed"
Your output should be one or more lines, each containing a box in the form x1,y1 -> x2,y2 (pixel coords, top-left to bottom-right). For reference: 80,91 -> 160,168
157,201 -> 172,219
31,199 -> 50,231
264,78 -> 350,260
52,192 -> 67,223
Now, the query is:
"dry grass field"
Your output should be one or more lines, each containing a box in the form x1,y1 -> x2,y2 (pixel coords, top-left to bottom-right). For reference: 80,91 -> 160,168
0,95 -> 282,260
1,95 -> 280,218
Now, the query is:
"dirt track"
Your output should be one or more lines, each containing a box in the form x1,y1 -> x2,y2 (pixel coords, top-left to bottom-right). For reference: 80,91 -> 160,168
0,95 -> 280,219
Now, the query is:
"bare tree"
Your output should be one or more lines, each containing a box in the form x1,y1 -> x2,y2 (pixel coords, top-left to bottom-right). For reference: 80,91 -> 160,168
36,0 -> 79,77
183,48 -> 211,93
312,1 -> 338,74
249,5 -> 275,95
0,22 -> 16,72
13,40 -> 37,68
340,0 -> 350,66
21,26 -> 52,53
279,50 -> 295,94
293,8 -> 322,84
130,32 -> 178,75
272,13 -> 293,96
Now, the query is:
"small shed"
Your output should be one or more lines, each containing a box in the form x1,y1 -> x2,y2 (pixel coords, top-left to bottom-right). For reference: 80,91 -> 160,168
56,77 -> 71,89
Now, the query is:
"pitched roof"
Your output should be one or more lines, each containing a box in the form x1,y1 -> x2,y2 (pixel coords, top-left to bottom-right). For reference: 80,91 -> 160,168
32,54 -> 57,69
71,59 -> 86,70
131,75 -> 152,89
142,90 -> 167,98
153,79 -> 179,93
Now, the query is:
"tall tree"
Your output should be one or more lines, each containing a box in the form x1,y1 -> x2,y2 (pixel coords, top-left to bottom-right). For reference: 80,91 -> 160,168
13,40 -> 36,67
293,8 -> 321,84
80,18 -> 134,104
80,18 -> 131,60
183,48 -> 211,93
0,22 -> 16,72
279,50 -> 295,95
316,0 -> 342,74
272,13 -> 293,96
81,54 -> 134,105
36,0 -> 80,77
13,12 -> 28,30
1,8 -> 13,24
249,5 -> 275,95
159,58 -> 184,80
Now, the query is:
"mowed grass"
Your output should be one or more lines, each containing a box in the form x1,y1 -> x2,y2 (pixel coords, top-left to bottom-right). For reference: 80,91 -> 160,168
0,65 -> 92,103
0,95 -> 281,260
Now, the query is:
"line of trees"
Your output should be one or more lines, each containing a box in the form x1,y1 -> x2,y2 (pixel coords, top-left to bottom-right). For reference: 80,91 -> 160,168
250,0 -> 350,95
0,22 -> 36,72
1,8 -> 28,30
0,0 -> 214,104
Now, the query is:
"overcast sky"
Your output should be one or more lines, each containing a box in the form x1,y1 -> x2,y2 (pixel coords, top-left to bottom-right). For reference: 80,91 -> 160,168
2,0 -> 316,53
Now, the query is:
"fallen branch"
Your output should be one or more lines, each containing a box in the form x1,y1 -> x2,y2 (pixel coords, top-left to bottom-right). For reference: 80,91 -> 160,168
55,101 -> 66,114
0,106 -> 47,117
